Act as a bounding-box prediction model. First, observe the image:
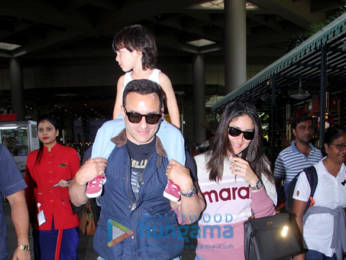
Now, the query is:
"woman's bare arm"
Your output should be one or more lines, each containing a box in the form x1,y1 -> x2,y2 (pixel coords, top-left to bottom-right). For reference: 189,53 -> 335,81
292,199 -> 307,260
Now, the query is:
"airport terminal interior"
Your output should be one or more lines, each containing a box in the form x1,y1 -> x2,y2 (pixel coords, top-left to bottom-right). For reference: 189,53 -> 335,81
0,0 -> 345,259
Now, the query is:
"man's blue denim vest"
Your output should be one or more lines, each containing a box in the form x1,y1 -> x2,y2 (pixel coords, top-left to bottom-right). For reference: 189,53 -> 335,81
93,135 -> 184,259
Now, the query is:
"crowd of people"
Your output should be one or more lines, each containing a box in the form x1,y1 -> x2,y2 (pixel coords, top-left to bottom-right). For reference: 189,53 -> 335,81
0,24 -> 345,260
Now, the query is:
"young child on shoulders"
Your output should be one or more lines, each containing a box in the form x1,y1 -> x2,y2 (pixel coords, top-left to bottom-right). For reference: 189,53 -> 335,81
112,24 -> 180,128
87,24 -> 185,201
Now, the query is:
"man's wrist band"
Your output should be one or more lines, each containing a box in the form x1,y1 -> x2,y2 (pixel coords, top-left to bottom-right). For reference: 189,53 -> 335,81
18,244 -> 30,251
180,186 -> 197,197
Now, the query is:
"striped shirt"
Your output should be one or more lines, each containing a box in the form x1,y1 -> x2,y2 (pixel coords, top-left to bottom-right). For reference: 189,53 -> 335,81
274,141 -> 322,185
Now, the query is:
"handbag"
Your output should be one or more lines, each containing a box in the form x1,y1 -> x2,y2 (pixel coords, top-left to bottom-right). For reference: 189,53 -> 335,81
79,200 -> 96,235
244,213 -> 305,260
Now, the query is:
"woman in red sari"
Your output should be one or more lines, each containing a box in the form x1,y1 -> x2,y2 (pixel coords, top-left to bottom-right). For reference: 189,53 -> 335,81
25,116 -> 80,260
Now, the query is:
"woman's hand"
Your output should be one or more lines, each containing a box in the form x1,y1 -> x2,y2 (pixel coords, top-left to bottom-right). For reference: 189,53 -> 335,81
75,158 -> 107,186
230,156 -> 258,186
165,160 -> 193,193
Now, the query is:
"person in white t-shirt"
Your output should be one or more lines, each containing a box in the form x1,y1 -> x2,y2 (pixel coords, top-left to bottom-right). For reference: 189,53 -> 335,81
194,101 -> 276,260
293,126 -> 346,260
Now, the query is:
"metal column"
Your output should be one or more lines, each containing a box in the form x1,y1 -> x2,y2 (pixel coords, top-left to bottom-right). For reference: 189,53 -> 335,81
9,58 -> 24,120
224,0 -> 247,92
193,54 -> 206,145
319,45 -> 327,149
270,78 -> 277,161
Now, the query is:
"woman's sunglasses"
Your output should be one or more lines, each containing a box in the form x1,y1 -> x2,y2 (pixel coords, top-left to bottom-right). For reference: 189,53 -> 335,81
228,127 -> 255,140
125,109 -> 162,124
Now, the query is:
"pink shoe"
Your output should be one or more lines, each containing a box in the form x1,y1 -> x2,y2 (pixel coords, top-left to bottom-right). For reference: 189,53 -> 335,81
86,174 -> 106,198
163,179 -> 181,202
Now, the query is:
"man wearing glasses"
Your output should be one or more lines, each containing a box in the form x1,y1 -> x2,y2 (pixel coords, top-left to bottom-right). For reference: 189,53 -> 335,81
69,79 -> 205,259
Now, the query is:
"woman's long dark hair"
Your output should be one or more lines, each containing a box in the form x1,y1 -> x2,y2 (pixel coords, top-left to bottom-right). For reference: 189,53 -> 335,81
207,101 -> 273,182
35,115 -> 59,165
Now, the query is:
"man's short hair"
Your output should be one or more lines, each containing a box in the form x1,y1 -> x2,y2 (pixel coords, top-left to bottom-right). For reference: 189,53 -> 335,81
291,114 -> 313,129
122,79 -> 164,109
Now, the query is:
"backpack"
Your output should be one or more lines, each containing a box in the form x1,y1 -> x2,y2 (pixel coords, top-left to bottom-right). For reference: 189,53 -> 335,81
286,165 -> 318,213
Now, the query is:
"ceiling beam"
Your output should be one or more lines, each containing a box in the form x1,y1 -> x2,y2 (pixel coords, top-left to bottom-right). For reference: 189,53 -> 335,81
98,0 -> 211,34
0,0 -> 96,34
248,0 -> 326,29
65,0 -> 119,12
247,15 -> 284,32
12,29 -> 82,57
310,0 -> 345,12
0,50 -> 12,58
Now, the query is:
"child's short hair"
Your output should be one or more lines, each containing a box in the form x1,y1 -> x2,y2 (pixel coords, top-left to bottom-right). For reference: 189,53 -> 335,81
113,24 -> 157,69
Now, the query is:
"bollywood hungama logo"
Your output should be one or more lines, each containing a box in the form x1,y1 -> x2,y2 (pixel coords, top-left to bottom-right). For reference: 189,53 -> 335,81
107,212 -> 235,248
107,219 -> 134,247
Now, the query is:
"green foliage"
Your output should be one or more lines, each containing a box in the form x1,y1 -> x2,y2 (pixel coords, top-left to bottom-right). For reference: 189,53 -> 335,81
295,5 -> 346,46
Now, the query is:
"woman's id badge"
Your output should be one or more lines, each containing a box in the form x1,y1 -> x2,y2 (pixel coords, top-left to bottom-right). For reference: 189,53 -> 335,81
37,202 -> 46,226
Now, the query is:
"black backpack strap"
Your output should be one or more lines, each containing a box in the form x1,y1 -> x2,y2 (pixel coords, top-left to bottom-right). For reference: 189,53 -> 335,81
302,166 -> 318,209
283,165 -> 318,213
